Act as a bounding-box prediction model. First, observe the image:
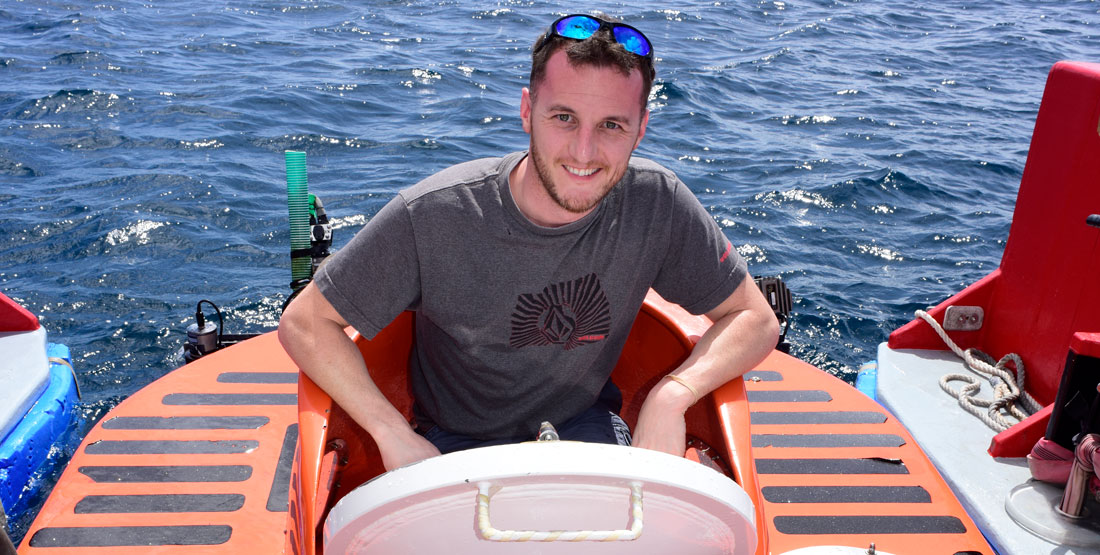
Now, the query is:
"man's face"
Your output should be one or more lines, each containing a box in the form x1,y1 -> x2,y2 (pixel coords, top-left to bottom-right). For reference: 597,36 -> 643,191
520,49 -> 649,218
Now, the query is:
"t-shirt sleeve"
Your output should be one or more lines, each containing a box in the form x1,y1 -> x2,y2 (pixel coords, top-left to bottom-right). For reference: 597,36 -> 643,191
652,181 -> 748,315
314,195 -> 421,339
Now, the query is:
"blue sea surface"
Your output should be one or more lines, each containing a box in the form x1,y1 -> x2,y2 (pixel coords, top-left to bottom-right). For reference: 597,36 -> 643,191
1,0 -> 1098,544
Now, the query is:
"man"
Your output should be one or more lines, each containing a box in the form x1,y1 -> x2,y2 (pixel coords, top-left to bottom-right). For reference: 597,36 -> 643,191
279,13 -> 779,471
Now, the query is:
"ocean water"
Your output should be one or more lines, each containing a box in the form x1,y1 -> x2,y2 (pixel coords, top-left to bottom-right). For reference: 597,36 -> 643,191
1,0 -> 1098,544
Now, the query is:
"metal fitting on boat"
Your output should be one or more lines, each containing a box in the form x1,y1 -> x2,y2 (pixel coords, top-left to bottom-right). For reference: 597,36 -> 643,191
183,320 -> 218,363
537,421 -> 559,441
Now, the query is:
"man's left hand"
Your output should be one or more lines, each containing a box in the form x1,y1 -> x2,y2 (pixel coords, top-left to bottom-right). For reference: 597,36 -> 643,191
630,377 -> 694,456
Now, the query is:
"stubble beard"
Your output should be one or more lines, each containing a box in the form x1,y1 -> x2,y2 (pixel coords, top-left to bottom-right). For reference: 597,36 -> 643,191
529,139 -> 619,215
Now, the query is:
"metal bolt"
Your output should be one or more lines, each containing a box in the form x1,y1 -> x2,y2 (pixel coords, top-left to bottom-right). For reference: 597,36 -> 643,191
538,421 -> 559,441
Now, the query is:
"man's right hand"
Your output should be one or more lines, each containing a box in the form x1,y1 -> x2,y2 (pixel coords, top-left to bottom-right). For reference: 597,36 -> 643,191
280,283 -> 441,473
373,425 -> 442,471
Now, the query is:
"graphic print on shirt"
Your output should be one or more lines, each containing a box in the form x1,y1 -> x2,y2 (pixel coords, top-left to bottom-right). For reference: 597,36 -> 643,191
509,273 -> 611,350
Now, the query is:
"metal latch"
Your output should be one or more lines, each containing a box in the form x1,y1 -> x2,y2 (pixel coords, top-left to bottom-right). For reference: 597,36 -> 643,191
943,305 -> 983,331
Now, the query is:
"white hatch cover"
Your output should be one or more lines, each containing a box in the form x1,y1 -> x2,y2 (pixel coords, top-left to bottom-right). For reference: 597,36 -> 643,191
0,326 -> 49,441
324,441 -> 756,554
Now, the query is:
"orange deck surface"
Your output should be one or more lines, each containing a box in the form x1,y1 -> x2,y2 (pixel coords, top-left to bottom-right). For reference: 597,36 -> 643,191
22,296 -> 993,554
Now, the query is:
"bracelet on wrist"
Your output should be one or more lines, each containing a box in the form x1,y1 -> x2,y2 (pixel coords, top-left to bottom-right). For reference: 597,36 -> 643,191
662,373 -> 699,405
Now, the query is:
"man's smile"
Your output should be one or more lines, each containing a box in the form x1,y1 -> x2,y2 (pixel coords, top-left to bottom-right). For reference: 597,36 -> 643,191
565,165 -> 598,177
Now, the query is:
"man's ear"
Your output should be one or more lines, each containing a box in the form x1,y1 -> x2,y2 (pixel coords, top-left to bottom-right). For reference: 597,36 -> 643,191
520,87 -> 533,134
634,109 -> 649,149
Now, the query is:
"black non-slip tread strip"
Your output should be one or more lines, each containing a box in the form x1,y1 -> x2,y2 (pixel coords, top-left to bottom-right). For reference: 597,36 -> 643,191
267,424 -> 298,512
746,390 -> 833,402
162,393 -> 298,405
755,458 -> 909,474
762,485 -> 931,503
773,515 -> 967,535
78,465 -> 254,482
30,525 -> 233,547
85,439 -> 260,455
102,416 -> 270,429
75,493 -> 246,513
752,434 -> 906,448
750,411 -> 887,424
216,372 -> 299,384
744,370 -> 783,381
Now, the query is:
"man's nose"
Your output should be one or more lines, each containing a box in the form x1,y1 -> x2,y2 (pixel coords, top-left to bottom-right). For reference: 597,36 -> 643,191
570,126 -> 595,163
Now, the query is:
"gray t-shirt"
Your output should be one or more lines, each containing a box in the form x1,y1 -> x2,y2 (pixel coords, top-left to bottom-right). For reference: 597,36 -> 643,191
316,151 -> 746,438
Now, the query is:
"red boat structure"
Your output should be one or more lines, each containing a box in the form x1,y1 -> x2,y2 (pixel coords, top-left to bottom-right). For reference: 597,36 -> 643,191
874,60 -> 1100,554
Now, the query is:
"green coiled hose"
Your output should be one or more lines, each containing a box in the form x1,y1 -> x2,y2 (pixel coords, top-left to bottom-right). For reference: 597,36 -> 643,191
285,150 -> 311,285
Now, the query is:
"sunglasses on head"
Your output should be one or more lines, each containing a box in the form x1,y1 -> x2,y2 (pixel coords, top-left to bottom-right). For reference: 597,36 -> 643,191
539,14 -> 653,59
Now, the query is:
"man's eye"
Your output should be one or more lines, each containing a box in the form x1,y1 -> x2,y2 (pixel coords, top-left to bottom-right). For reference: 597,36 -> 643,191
556,114 -> 571,122
603,121 -> 621,130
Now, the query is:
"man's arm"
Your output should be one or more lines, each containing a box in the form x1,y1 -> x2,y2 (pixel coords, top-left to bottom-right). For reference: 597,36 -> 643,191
631,276 -> 780,456
278,282 -> 440,471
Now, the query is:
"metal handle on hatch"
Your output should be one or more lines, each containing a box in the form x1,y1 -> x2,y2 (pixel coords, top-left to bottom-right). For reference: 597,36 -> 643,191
474,481 -> 644,542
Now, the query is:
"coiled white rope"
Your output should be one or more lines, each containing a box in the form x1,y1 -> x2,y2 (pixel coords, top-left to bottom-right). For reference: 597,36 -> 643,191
915,309 -> 1042,432
475,481 -> 643,542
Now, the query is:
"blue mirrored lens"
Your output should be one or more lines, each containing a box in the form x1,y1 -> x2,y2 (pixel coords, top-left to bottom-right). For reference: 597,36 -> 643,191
555,16 -> 601,40
612,27 -> 651,56
549,15 -> 653,58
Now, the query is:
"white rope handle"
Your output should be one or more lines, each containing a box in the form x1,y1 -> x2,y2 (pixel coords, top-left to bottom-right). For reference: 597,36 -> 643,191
475,481 -> 644,542
915,309 -> 1042,432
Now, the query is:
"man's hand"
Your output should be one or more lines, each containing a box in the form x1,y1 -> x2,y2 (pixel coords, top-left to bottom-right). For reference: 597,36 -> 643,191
630,377 -> 694,456
631,276 -> 780,457
373,424 -> 442,471
280,283 -> 442,473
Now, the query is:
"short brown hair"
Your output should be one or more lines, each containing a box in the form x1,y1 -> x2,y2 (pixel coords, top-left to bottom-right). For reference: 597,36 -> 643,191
529,16 -> 656,111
